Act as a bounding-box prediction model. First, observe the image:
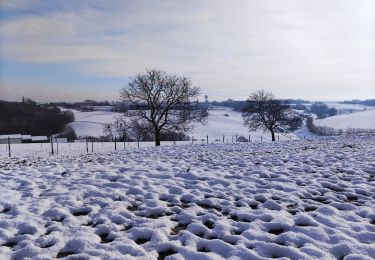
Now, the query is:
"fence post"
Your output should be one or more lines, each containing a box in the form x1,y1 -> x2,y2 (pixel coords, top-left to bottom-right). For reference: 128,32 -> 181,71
249,135 -> 250,142
236,134 -> 238,143
137,139 -> 140,148
261,136 -> 262,143
222,135 -> 224,143
206,135 -> 208,144
278,135 -> 279,141
56,139 -> 59,155
8,137 -> 11,157
86,137 -> 88,153
50,137 -> 54,155
92,141 -> 94,152
192,136 -> 194,144
115,137 -> 117,150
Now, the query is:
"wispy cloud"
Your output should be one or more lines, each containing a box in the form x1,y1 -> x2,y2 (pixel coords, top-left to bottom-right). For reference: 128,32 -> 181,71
0,0 -> 374,101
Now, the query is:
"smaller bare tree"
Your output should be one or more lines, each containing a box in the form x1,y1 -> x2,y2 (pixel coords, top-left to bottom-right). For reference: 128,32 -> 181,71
242,90 -> 302,141
114,117 -> 127,141
103,123 -> 114,140
120,69 -> 208,146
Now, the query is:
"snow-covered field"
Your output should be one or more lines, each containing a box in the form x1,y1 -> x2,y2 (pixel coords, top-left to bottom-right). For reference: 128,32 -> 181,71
64,109 -> 122,138
66,107 -> 299,142
315,109 -> 375,130
1,135 -> 374,259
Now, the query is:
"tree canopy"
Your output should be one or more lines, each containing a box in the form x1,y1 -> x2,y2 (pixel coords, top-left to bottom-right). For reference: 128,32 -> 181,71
120,69 -> 207,146
242,90 -> 302,141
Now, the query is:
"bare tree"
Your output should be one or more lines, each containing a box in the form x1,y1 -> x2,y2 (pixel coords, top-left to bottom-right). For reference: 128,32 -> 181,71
120,69 -> 208,146
242,90 -> 302,141
103,123 -> 114,140
114,117 -> 127,141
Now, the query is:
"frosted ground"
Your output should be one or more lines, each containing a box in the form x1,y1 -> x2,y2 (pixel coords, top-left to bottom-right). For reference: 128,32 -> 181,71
1,135 -> 375,259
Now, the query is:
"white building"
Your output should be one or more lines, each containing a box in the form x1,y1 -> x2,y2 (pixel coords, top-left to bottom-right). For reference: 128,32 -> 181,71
0,134 -> 48,144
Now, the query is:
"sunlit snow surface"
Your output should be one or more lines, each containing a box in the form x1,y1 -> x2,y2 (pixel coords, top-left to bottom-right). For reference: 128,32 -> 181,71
0,135 -> 375,259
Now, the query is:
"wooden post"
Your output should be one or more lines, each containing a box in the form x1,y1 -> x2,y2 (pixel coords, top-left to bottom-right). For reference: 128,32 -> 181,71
8,137 -> 11,157
137,139 -> 140,148
278,135 -> 279,141
236,134 -> 238,143
86,137 -> 88,153
261,136 -> 262,142
50,137 -> 54,155
115,137 -> 117,150
56,139 -> 59,155
223,135 -> 225,143
192,136 -> 194,144
249,135 -> 250,142
206,135 -> 208,144
124,133 -> 127,148
92,141 -> 94,152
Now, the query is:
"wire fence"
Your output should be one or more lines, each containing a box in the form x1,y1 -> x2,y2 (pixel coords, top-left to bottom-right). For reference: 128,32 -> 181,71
1,133 -> 299,159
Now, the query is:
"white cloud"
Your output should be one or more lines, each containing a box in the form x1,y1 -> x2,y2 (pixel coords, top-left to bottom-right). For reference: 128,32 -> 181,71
0,0 -> 374,100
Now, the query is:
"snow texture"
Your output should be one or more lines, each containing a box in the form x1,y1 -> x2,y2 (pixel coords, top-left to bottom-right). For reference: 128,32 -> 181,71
0,135 -> 374,259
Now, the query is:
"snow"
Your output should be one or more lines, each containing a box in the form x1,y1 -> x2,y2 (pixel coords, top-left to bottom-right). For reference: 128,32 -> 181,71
315,109 -> 375,130
325,102 -> 367,112
0,134 -> 374,259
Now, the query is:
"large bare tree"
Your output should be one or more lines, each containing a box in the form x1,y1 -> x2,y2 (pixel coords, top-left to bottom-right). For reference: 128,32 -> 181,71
242,90 -> 302,141
120,69 -> 208,146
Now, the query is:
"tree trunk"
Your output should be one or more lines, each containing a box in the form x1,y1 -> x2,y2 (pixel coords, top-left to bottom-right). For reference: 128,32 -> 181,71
271,130 -> 276,141
155,130 -> 161,146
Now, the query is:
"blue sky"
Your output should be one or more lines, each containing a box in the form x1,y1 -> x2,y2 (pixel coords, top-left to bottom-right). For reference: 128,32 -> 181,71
0,0 -> 374,102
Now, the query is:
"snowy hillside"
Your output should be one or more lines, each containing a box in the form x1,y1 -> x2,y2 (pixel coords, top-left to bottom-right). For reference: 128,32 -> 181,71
63,109 -> 122,138
315,109 -> 375,130
66,107 -> 298,142
1,135 -> 374,259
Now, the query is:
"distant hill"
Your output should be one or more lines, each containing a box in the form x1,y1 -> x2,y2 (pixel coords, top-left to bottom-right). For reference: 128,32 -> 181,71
315,108 -> 375,130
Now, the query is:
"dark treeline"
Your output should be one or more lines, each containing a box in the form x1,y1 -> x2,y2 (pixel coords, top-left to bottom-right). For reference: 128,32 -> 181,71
50,100 -> 111,111
309,102 -> 337,119
211,99 -> 247,111
212,98 -> 309,112
341,99 -> 375,106
0,99 -> 74,136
